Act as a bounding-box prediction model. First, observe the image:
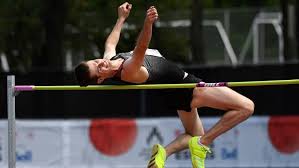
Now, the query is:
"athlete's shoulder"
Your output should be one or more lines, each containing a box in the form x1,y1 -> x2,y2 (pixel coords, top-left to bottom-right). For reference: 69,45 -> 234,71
110,52 -> 132,60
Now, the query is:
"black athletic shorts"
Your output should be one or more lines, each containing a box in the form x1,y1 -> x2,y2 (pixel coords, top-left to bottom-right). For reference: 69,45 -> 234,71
159,74 -> 202,112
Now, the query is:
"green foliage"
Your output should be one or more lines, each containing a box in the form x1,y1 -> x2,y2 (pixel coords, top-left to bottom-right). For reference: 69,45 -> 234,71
203,0 -> 280,8
0,0 -> 43,72
0,0 -> 284,72
64,0 -> 193,62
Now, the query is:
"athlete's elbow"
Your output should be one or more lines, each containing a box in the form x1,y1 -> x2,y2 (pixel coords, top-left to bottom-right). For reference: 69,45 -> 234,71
105,43 -> 116,50
135,42 -> 148,51
133,46 -> 147,57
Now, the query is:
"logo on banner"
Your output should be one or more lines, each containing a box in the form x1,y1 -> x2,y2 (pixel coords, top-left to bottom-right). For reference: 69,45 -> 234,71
146,127 -> 164,145
219,129 -> 239,160
89,119 -> 137,156
221,147 -> 237,160
206,143 -> 215,160
16,144 -> 32,162
139,127 -> 164,160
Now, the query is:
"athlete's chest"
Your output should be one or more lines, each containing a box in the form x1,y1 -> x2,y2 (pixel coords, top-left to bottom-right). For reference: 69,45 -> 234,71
120,66 -> 149,84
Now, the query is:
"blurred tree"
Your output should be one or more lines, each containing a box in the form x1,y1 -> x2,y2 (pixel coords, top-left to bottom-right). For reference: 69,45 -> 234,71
190,0 -> 205,64
206,0 -> 280,8
0,0 -> 43,73
0,0 -> 286,73
296,0 -> 299,60
281,0 -> 298,61
33,0 -> 67,72
0,0 -> 202,72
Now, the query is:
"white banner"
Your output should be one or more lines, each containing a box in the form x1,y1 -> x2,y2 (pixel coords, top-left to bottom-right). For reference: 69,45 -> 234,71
0,121 -> 6,168
1,116 -> 299,168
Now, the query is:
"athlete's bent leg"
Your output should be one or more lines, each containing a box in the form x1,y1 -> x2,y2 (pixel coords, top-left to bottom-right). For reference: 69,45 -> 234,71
165,109 -> 204,156
188,87 -> 254,168
147,108 -> 205,168
190,87 -> 254,146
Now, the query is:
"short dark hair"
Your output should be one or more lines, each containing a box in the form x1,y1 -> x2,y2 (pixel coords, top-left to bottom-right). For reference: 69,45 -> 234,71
74,62 -> 97,86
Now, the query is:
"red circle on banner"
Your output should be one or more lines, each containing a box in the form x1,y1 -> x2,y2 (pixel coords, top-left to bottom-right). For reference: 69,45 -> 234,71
268,116 -> 299,154
89,119 -> 137,156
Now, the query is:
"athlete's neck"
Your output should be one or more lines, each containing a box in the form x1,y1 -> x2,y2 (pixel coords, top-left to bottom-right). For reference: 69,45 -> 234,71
110,58 -> 125,77
110,58 -> 124,71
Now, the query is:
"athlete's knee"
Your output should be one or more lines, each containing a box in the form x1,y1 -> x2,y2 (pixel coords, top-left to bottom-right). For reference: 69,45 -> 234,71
240,98 -> 255,118
190,101 -> 199,109
190,87 -> 205,108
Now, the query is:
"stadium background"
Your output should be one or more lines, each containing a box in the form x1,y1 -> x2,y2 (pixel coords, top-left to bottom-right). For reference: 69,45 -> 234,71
0,1 -> 299,167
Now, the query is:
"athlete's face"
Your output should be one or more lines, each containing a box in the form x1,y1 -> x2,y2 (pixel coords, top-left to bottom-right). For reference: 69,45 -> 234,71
86,59 -> 112,84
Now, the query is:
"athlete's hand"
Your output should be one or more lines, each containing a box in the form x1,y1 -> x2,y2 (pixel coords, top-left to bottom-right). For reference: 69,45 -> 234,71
118,2 -> 132,20
145,6 -> 158,24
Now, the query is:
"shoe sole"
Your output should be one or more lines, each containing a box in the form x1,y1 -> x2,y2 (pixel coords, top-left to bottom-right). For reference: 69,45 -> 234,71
147,144 -> 159,168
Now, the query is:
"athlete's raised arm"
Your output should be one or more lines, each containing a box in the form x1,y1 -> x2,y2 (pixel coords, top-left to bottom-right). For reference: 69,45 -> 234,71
103,2 -> 132,60
123,6 -> 158,74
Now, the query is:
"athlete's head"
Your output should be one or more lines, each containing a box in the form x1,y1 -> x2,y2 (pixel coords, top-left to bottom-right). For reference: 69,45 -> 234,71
75,59 -> 114,86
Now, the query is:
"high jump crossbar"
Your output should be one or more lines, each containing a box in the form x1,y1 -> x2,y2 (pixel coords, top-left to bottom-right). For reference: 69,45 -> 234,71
13,79 -> 299,91
6,75 -> 299,168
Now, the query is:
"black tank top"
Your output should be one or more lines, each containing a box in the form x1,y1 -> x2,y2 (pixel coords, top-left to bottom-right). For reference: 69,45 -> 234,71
110,52 -> 185,84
